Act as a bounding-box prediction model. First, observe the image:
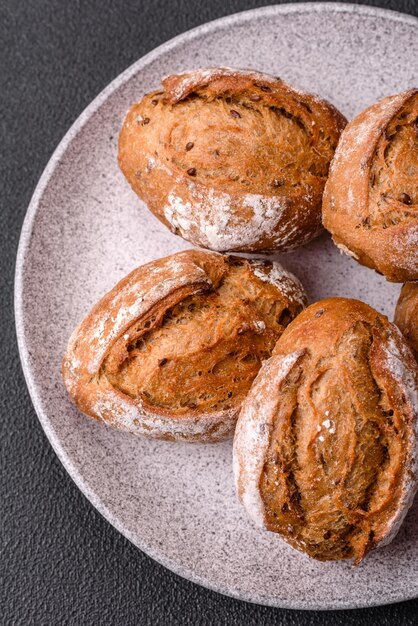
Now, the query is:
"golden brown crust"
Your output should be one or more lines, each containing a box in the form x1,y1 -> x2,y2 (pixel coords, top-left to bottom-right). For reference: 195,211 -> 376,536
62,250 -> 307,442
323,90 -> 418,282
118,67 -> 346,252
234,298 -> 418,562
395,283 -> 418,359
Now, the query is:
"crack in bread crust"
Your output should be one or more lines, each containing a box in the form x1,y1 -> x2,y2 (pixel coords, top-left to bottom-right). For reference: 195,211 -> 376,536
62,250 -> 307,442
103,260 -> 299,414
235,298 -> 418,562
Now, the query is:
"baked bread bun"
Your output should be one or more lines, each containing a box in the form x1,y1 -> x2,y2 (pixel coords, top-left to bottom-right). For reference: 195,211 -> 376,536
234,298 -> 418,562
323,89 -> 418,282
118,67 -> 346,253
62,250 -> 307,442
395,283 -> 418,360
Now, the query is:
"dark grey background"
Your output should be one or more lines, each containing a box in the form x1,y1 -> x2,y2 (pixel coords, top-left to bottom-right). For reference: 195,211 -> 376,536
2,1 -> 418,624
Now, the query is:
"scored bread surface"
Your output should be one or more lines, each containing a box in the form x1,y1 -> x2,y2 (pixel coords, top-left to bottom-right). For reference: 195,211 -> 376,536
323,89 -> 418,282
119,67 -> 346,253
234,298 -> 418,562
62,250 -> 307,442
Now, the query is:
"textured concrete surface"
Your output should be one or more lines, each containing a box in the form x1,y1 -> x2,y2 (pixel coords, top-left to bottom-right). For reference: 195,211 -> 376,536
3,0 -> 418,624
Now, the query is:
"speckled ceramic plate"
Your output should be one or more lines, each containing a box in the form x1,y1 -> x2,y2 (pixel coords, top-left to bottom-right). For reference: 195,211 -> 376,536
15,3 -> 418,610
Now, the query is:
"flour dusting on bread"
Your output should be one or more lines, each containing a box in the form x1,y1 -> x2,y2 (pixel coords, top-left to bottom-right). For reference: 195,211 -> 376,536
375,327 -> 418,546
233,351 -> 305,528
164,188 -> 289,251
93,389 -> 237,442
249,260 -> 307,307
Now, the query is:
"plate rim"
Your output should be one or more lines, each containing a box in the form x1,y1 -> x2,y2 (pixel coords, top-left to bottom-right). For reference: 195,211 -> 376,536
14,2 -> 418,611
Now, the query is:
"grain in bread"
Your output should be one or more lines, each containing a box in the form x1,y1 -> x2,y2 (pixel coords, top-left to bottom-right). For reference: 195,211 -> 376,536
323,89 -> 418,282
62,250 -> 307,442
234,298 -> 418,562
119,67 -> 346,253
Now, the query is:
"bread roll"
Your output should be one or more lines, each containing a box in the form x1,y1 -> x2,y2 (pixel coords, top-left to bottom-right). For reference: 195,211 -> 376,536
323,89 -> 418,282
395,283 -> 418,359
234,298 -> 418,562
62,250 -> 306,442
119,67 -> 346,253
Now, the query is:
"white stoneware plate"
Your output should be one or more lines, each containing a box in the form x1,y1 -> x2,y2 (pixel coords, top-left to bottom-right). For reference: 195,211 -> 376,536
15,3 -> 418,610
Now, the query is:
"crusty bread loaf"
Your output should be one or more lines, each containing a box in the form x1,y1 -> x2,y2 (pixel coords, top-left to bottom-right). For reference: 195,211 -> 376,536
119,67 -> 346,253
395,283 -> 418,359
62,250 -> 307,442
234,298 -> 418,562
323,89 -> 418,282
